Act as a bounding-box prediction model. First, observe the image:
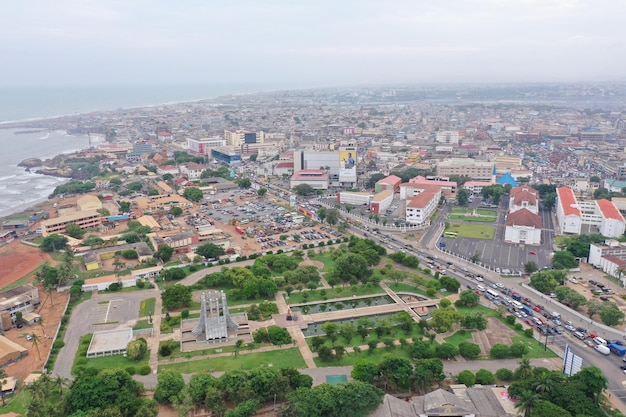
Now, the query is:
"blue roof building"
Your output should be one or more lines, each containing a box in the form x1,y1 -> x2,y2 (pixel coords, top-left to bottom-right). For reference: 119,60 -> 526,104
497,172 -> 518,187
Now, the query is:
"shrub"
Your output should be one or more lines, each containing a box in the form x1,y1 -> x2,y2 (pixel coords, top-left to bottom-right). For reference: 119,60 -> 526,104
181,310 -> 190,319
524,328 -> 534,338
496,368 -> 514,381
475,369 -> 495,385
138,365 -> 151,375
108,282 -> 121,292
136,280 -> 146,289
125,366 -> 137,375
457,370 -> 475,386
505,315 -> 516,325
458,342 -> 481,359
76,358 -> 88,366
510,342 -> 529,358
490,344 -> 510,359
53,340 -> 65,349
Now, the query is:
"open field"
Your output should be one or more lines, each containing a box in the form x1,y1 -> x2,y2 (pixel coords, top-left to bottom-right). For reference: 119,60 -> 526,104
158,348 -> 306,373
445,223 -> 495,239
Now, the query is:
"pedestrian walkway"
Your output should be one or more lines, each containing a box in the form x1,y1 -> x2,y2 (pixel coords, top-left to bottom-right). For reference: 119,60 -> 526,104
147,280 -> 163,373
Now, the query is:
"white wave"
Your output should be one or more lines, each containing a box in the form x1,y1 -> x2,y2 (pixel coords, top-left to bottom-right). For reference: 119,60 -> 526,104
0,174 -> 17,182
39,132 -> 50,140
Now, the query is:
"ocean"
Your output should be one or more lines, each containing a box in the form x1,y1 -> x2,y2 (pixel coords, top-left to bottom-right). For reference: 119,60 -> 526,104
0,84 -> 281,218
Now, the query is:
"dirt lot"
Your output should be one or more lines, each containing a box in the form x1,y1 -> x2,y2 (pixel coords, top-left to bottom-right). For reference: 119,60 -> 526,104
0,239 -> 68,381
471,317 -> 518,353
0,240 -> 55,288
3,285 -> 69,379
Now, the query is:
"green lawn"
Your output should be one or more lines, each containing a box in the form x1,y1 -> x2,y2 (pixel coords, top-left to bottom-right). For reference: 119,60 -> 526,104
309,253 -> 337,271
160,341 -> 272,360
1,388 -> 30,415
444,330 -> 473,345
286,284 -> 385,305
314,345 -> 413,367
455,305 -> 557,359
72,334 -> 150,375
447,214 -> 496,223
511,336 -> 558,359
139,297 -> 156,316
450,208 -> 498,217
307,323 -> 426,350
158,348 -> 306,373
133,319 -> 152,330
445,223 -> 495,239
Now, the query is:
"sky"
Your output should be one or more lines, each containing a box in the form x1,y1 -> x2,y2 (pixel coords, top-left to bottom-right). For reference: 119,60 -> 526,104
2,0 -> 626,87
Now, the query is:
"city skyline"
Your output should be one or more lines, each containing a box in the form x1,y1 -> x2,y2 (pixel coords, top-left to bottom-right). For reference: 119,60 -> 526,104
2,0 -> 626,87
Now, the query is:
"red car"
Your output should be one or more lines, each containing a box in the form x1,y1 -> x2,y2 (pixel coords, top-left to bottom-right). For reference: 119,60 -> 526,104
529,250 -> 536,255
533,306 -> 541,312
525,320 -> 535,327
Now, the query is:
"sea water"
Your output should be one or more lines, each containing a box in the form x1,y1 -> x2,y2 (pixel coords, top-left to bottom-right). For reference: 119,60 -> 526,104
0,83 -> 280,218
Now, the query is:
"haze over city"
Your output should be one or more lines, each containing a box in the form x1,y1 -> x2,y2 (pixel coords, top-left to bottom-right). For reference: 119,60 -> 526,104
3,0 -> 626,87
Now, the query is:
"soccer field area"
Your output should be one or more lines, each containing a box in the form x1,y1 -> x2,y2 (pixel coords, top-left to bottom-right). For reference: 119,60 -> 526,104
445,222 -> 495,239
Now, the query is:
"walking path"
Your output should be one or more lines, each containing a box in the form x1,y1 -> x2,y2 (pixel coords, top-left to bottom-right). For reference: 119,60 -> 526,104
147,280 -> 163,373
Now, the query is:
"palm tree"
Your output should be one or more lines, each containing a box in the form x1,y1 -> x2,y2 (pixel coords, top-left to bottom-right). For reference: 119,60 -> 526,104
0,368 -> 7,406
532,372 -> 555,394
514,390 -> 540,417
516,358 -> 533,380
20,333 -> 42,360
52,375 -> 68,396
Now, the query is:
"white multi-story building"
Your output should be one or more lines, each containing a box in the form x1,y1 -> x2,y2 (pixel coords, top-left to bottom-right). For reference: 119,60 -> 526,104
405,186 -> 440,225
556,187 -> 582,234
187,137 -> 227,156
556,186 -> 625,237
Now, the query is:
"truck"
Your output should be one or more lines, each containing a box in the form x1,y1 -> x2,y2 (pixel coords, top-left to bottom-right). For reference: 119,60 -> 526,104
609,343 -> 626,356
521,306 -> 534,316
511,292 -> 522,301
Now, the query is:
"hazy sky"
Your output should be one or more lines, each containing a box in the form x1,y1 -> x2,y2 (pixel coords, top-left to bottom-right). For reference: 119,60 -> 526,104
2,0 -> 626,87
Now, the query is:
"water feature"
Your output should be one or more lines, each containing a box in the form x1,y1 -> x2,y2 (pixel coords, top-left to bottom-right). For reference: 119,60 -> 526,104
291,295 -> 394,315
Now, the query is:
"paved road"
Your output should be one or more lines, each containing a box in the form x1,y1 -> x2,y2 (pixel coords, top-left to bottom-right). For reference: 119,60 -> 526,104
179,259 -> 255,286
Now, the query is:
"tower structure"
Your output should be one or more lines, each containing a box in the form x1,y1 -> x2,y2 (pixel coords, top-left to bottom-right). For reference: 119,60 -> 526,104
191,291 -> 239,342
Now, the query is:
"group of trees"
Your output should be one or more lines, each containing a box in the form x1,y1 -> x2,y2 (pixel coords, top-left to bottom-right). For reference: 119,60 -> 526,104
352,355 -> 444,394
480,184 -> 510,205
161,284 -> 192,310
154,367 -> 313,417
586,298 -> 625,326
316,207 -> 339,225
252,326 -> 292,345
196,265 -> 278,301
529,270 -> 567,295
508,361 -> 607,417
324,237 -> 386,286
52,180 -> 96,196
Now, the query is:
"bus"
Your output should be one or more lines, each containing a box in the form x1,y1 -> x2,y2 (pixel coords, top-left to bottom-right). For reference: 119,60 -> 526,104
511,300 -> 523,310
485,289 -> 499,300
443,231 -> 458,238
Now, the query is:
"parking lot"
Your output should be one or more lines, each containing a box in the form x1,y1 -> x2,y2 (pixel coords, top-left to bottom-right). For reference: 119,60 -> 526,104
185,191 -> 343,254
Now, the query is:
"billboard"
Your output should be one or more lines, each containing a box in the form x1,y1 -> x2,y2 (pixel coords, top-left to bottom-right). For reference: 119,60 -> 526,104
339,149 -> 357,182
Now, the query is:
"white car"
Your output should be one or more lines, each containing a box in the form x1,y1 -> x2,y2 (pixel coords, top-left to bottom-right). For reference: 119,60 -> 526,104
495,283 -> 504,288
475,276 -> 484,282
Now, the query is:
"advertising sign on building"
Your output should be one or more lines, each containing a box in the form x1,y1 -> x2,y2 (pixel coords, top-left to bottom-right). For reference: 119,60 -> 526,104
339,148 -> 357,182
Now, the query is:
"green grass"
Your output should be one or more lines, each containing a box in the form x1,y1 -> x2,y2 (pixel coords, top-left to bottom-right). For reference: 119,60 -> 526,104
450,208 -> 498,217
1,388 -> 30,414
512,336 -> 558,359
309,253 -> 337,271
160,342 -> 273,360
308,326 -> 426,350
314,345 -> 413,367
445,223 -> 496,239
72,334 -> 150,375
455,305 -> 557,359
447,214 -> 496,223
444,330 -> 473,345
286,284 -> 385,305
139,297 -> 156,316
158,348 -> 306,373
133,319 -> 152,330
